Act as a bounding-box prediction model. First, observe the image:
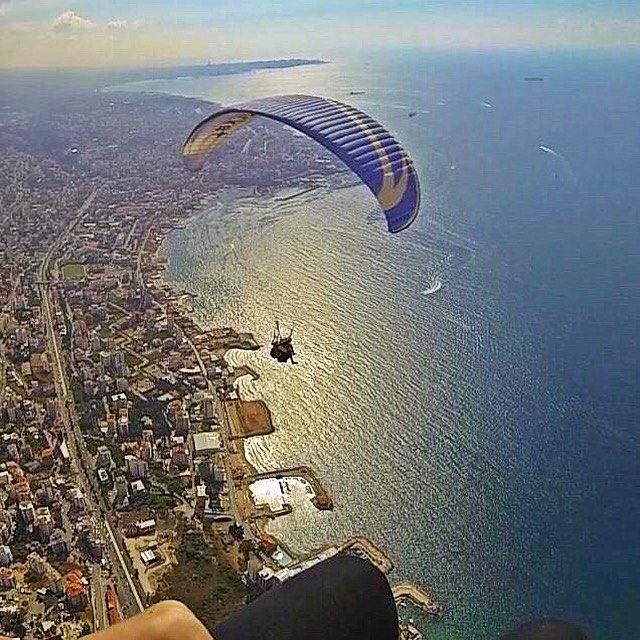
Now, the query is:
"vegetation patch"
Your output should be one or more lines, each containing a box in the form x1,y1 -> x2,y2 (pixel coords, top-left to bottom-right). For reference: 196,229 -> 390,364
124,350 -> 144,368
153,527 -> 247,631
61,262 -> 87,281
130,397 -> 169,436
152,470 -> 185,497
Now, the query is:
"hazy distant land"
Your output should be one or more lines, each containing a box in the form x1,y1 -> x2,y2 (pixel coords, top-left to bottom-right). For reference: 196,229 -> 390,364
0,58 -> 325,107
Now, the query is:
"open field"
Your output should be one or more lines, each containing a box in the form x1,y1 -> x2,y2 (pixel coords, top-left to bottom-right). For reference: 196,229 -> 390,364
227,399 -> 274,438
61,263 -> 87,281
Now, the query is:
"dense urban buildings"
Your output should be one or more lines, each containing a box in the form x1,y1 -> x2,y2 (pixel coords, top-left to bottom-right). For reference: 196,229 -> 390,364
0,70 -> 437,637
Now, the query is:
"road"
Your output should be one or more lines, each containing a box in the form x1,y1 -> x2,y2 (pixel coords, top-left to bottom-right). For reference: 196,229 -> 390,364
91,566 -> 108,631
125,219 -> 139,250
38,188 -> 145,620
38,187 -> 98,399
136,226 -> 153,289
184,335 -> 255,541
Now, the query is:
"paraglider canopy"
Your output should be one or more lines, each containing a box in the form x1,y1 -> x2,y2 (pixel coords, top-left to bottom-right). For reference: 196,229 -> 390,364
183,94 -> 421,233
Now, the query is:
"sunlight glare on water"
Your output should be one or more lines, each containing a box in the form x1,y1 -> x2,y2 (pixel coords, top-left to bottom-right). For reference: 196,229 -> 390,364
151,51 -> 640,639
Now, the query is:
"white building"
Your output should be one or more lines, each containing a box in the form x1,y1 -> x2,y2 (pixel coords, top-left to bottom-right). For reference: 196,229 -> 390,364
256,566 -> 277,590
111,392 -> 127,409
36,507 -> 54,540
117,415 -> 130,439
130,480 -> 146,496
96,445 -> 114,469
191,432 -> 223,457
195,484 -> 207,512
19,501 -> 36,524
141,549 -> 159,566
135,519 -> 156,536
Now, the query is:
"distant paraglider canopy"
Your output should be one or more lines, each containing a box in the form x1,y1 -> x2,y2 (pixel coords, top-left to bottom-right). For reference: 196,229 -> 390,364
182,94 -> 421,233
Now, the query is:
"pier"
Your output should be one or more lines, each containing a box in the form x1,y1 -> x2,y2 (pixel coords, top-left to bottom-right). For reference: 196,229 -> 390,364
337,536 -> 394,574
228,364 -> 260,386
245,466 -> 333,510
392,583 -> 443,616
250,503 -> 293,521
190,327 -> 261,354
274,183 -> 323,202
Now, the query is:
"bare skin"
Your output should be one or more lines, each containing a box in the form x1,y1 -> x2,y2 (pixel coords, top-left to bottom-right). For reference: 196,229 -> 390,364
86,601 -> 213,640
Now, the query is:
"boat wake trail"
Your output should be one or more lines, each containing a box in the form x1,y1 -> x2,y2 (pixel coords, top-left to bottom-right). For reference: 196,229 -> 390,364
539,145 -> 577,184
422,279 -> 443,296
421,252 -> 452,296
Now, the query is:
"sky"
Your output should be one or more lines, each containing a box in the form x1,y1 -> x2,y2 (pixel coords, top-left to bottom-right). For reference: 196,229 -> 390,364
1,0 -> 640,68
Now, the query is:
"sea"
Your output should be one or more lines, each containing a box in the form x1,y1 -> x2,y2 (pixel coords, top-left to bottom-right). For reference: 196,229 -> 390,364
116,50 -> 640,639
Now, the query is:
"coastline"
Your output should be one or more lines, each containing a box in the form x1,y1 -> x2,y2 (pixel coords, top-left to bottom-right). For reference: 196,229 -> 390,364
145,188 -> 444,623
4,49 -> 635,640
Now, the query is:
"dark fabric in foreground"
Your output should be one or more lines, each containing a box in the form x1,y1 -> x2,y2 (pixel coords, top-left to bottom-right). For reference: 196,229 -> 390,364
499,619 -> 590,640
213,555 -> 399,640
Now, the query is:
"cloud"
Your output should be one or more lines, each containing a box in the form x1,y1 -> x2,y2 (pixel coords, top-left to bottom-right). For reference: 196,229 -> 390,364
50,10 -> 95,33
1,9 -> 639,69
106,19 -> 143,30
106,19 -> 127,30
0,0 -> 12,17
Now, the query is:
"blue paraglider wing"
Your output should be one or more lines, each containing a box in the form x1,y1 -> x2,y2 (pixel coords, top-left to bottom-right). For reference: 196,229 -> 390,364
183,95 -> 421,233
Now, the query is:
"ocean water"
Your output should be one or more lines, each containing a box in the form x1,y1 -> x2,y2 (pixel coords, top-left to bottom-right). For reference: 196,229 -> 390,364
122,51 -> 640,638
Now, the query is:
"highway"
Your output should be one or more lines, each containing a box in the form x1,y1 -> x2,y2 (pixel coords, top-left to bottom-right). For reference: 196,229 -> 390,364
38,188 -> 145,621
38,187 -> 98,399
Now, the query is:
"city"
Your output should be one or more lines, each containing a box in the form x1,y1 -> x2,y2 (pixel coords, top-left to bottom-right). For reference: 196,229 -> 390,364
0,86 -> 439,637
1,1 -> 636,638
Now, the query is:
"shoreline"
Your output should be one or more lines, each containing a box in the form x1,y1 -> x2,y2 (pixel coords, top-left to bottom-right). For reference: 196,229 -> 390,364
98,58 -> 328,93
143,185 -> 443,623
